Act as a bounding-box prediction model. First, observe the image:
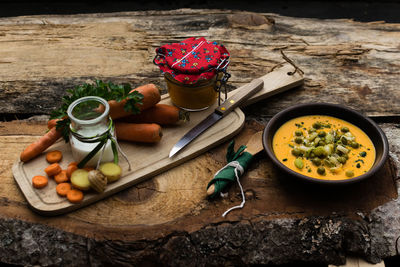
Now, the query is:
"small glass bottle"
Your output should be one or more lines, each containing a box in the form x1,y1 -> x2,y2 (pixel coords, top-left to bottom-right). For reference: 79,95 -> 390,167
67,96 -> 114,167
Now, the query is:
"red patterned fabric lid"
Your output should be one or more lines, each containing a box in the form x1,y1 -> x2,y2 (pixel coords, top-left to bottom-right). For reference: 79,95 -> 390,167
154,37 -> 230,84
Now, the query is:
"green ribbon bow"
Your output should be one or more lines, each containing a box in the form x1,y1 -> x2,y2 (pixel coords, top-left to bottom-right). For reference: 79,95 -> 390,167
207,140 -> 253,198
72,119 -> 131,170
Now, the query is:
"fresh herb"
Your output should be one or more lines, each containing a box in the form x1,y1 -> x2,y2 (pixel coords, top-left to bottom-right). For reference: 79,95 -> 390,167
50,80 -> 143,142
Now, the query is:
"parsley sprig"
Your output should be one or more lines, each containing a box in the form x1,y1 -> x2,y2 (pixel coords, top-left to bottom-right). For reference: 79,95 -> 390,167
50,80 -> 143,142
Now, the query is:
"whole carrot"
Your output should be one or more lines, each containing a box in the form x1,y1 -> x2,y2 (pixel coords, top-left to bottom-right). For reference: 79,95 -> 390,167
102,84 -> 161,120
117,104 -> 189,125
115,122 -> 162,143
20,127 -> 62,163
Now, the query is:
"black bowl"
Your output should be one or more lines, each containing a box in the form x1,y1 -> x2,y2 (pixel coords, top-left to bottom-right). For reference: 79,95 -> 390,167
262,103 -> 389,185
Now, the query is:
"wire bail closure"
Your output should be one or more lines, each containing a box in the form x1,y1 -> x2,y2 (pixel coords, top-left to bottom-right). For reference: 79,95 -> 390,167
271,50 -> 305,76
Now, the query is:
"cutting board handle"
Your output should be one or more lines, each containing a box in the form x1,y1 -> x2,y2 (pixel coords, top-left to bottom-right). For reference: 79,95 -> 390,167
231,63 -> 304,107
215,79 -> 264,116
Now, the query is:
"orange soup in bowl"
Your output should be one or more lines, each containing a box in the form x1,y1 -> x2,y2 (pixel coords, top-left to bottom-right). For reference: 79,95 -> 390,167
272,115 -> 375,180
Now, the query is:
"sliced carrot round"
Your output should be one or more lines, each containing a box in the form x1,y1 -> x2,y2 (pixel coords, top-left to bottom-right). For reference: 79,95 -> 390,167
32,175 -> 48,189
66,164 -> 78,179
46,150 -> 63,163
67,189 -> 84,203
83,166 -> 95,172
44,163 -> 62,177
68,162 -> 78,167
54,170 -> 69,184
56,183 -> 72,197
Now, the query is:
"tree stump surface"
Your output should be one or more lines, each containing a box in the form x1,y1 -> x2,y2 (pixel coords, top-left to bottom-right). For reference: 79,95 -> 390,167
0,9 -> 400,266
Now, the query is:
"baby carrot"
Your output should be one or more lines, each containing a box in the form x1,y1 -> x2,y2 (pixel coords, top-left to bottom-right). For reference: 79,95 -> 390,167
56,183 -> 72,197
117,104 -> 189,125
54,170 -> 69,184
46,150 -> 63,163
32,175 -> 48,189
44,163 -> 62,177
115,122 -> 163,143
67,189 -> 84,203
20,127 -> 62,163
66,164 -> 78,179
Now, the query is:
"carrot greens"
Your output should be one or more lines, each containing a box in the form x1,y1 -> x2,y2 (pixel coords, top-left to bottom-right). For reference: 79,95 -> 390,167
50,80 -> 143,142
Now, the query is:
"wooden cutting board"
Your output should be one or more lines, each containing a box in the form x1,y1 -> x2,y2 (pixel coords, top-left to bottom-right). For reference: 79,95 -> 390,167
12,64 -> 303,215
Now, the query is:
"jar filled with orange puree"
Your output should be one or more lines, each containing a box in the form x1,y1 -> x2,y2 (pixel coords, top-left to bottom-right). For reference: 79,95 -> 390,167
154,37 -> 230,111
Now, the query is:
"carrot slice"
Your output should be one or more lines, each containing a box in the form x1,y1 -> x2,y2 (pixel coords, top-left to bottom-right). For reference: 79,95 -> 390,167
66,164 -> 78,179
54,170 -> 69,184
32,175 -> 48,189
44,163 -> 62,177
56,183 -> 72,197
46,150 -> 63,163
68,162 -> 78,167
83,167 -> 95,172
67,189 -> 84,203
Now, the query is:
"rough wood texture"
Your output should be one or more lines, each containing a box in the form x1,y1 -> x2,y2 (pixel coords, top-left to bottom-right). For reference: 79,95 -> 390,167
1,119 -> 399,266
0,9 -> 400,266
0,9 -> 399,117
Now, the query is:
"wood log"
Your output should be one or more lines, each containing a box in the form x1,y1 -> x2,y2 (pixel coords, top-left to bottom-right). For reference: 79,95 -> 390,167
0,118 -> 399,266
0,10 -> 399,117
0,9 -> 400,266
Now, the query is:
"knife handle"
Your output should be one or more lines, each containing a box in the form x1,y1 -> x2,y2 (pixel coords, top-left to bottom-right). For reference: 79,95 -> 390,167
215,78 -> 264,116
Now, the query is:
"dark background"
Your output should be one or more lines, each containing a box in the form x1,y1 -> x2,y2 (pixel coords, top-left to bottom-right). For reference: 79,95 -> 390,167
1,0 -> 400,23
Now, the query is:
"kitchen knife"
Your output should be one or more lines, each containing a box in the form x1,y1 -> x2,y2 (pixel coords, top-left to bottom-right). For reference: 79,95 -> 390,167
169,78 -> 264,158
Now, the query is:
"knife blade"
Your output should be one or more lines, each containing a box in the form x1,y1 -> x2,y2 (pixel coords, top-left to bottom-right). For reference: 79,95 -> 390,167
169,78 -> 264,158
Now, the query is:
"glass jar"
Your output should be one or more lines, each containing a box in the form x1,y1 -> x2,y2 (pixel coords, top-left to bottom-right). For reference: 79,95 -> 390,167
165,73 -> 219,111
67,96 -> 115,167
